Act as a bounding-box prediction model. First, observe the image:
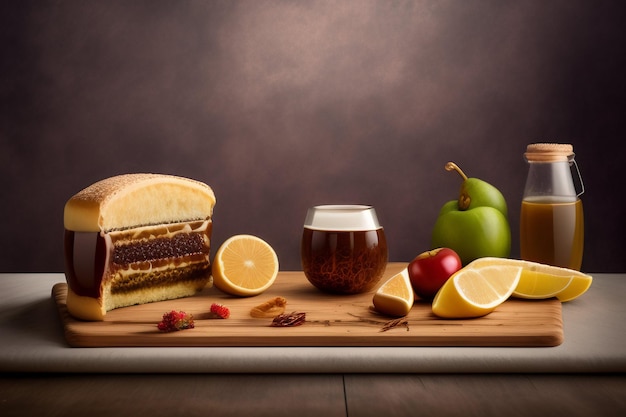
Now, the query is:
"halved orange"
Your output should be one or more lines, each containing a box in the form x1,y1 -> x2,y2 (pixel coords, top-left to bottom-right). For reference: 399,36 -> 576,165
211,235 -> 279,296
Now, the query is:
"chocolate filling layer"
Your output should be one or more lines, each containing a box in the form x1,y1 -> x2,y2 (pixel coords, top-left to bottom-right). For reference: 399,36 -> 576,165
64,220 -> 212,298
113,234 -> 205,266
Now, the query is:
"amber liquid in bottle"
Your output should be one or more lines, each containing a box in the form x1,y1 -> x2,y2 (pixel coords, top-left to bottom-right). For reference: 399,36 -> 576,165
520,197 -> 584,270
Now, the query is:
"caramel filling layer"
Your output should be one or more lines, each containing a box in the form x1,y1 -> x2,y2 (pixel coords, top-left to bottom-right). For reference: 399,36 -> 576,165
64,220 -> 212,298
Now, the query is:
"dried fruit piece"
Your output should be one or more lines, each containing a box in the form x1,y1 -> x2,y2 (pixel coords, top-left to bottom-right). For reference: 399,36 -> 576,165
157,310 -> 195,332
250,296 -> 287,318
209,303 -> 230,319
271,311 -> 306,327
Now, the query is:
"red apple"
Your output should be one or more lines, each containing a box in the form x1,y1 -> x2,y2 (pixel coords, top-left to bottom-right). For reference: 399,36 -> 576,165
408,248 -> 462,299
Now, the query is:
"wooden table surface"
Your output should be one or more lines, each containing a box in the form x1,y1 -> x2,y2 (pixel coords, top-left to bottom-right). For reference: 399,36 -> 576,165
1,268 -> 625,416
2,373 -> 625,417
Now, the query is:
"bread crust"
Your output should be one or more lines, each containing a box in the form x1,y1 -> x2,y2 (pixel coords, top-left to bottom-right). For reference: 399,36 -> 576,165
64,174 -> 216,232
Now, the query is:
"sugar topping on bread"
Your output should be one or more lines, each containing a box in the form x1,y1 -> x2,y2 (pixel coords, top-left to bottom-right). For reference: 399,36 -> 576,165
64,173 -> 216,232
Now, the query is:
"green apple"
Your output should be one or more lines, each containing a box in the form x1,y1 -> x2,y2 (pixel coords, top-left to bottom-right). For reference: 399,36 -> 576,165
431,162 -> 511,265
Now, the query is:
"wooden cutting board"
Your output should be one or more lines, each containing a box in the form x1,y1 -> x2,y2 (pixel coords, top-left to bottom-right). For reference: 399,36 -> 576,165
52,263 -> 563,348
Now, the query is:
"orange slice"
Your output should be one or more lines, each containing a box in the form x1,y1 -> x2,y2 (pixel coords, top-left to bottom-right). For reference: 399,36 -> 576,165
211,235 -> 279,296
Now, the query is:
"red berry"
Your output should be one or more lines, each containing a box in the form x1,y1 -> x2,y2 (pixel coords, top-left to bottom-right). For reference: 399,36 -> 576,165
210,303 -> 230,319
157,310 -> 194,332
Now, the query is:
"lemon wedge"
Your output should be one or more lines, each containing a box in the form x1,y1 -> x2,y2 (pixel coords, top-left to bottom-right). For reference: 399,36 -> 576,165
432,263 -> 522,318
469,257 -> 592,301
372,269 -> 414,317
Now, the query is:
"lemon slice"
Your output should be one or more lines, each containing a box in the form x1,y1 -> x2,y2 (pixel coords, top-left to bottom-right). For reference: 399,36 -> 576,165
432,264 -> 522,318
469,257 -> 592,301
555,275 -> 593,302
211,235 -> 279,296
372,268 -> 414,317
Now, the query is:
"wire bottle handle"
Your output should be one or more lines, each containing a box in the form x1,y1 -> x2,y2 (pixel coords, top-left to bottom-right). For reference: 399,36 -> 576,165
572,160 -> 585,197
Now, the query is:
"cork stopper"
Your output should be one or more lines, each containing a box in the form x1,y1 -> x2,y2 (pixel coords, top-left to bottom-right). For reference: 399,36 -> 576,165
524,143 -> 574,162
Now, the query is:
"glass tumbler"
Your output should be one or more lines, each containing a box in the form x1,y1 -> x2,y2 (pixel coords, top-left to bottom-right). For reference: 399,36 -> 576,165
301,205 -> 388,294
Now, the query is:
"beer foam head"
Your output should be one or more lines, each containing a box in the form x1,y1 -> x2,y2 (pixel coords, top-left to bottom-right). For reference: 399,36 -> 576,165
303,205 -> 382,231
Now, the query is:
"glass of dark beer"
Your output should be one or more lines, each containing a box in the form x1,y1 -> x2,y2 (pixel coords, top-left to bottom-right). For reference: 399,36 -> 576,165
301,205 -> 388,294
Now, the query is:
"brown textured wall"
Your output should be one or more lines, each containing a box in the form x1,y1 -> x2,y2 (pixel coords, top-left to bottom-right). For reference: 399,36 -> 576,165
2,0 -> 625,272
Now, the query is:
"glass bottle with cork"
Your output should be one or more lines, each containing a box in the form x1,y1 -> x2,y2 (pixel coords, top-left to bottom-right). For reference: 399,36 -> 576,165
520,143 -> 584,270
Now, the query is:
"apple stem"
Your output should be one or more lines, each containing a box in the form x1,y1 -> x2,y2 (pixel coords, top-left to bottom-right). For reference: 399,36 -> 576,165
445,162 -> 468,181
446,162 -> 471,210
